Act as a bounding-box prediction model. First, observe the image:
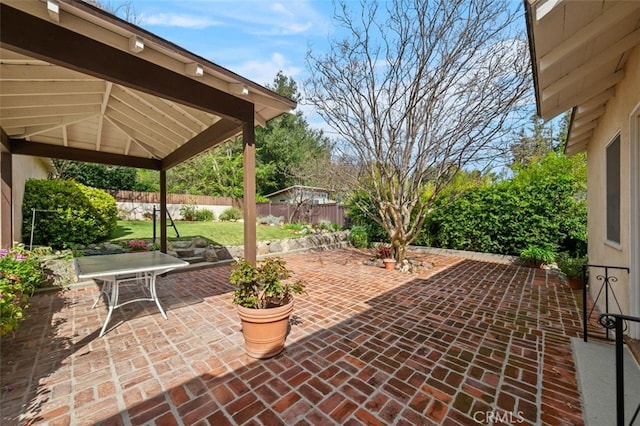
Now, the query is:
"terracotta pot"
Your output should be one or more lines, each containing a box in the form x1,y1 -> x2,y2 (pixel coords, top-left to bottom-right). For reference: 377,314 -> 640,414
383,259 -> 397,270
236,299 -> 294,359
567,277 -> 583,290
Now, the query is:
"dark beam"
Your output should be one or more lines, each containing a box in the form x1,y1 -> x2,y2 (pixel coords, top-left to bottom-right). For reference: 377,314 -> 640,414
10,139 -> 161,170
0,128 -> 10,153
1,152 -> 13,248
161,119 -> 242,171
0,4 -> 253,123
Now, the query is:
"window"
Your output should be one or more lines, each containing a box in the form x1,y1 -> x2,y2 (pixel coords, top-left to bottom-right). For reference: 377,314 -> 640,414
606,134 -> 621,244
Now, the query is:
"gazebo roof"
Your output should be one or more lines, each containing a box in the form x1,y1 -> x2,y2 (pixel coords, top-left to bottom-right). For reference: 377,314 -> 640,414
525,0 -> 640,155
0,0 -> 297,170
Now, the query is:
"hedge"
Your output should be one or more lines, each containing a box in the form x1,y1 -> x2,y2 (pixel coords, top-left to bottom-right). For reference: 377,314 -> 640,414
22,179 -> 118,248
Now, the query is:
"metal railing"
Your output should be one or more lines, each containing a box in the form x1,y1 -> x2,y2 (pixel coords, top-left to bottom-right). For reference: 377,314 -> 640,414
598,313 -> 640,426
582,264 -> 630,342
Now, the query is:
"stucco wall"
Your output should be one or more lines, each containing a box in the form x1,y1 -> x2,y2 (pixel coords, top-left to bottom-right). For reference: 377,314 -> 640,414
585,47 -> 640,317
12,156 -> 51,244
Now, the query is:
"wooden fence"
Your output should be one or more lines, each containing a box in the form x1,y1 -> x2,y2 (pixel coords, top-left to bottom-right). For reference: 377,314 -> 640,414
110,191 -> 346,226
109,190 -> 237,207
256,202 -> 347,227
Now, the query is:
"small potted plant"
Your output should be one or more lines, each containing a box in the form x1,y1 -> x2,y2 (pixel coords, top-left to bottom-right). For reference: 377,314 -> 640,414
375,245 -> 396,270
230,257 -> 306,359
556,253 -> 588,290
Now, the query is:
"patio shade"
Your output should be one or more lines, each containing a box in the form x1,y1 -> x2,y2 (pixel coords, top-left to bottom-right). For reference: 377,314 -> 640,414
525,0 -> 640,155
0,0 -> 296,168
0,0 -> 296,260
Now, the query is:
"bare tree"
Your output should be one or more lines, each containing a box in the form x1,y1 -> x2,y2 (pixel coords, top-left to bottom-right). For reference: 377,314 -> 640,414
305,0 -> 530,261
83,0 -> 141,24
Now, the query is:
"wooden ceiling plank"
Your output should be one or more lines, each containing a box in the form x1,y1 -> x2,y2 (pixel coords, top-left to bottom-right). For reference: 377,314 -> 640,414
103,115 -> 150,156
571,121 -> 598,139
16,114 -> 98,138
62,125 -> 68,147
573,106 -> 606,127
161,99 -> 214,129
566,137 -> 590,155
540,69 -> 624,120
540,1 -> 640,71
9,138 -> 161,169
135,93 -> 203,134
105,115 -> 171,159
0,104 -> 101,120
96,82 -> 112,151
0,80 -> 106,96
109,87 -> 193,140
162,119 -> 242,170
541,27 -> 640,101
106,106 -> 177,150
0,93 -> 103,108
128,89 -> 203,135
575,87 -> 615,114
2,116 -> 68,130
0,4 -> 253,123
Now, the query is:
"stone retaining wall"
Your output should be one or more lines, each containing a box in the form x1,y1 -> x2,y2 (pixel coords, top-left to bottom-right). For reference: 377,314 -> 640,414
167,230 -> 352,263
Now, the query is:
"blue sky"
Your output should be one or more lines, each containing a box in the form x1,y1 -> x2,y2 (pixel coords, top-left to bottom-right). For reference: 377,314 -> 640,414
126,0 -> 336,129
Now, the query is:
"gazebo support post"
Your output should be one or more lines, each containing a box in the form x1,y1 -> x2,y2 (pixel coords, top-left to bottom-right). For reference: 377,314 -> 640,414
160,170 -> 167,253
242,120 -> 257,265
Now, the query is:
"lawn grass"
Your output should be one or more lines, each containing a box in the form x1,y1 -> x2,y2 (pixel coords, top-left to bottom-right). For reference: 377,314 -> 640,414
110,220 -> 302,246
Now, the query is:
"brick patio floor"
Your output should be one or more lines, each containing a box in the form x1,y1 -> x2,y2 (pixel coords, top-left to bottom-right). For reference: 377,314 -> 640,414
1,248 -> 602,425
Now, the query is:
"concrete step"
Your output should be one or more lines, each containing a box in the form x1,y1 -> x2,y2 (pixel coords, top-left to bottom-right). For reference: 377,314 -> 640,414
180,256 -> 205,264
174,248 -> 196,258
572,338 -> 640,425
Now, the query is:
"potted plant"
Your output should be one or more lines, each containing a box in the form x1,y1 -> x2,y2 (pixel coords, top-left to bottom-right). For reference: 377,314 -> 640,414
556,253 -> 588,290
375,245 -> 396,270
230,257 -> 306,359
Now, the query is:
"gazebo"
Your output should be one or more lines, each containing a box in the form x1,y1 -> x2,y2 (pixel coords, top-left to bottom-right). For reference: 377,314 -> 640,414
0,0 -> 296,263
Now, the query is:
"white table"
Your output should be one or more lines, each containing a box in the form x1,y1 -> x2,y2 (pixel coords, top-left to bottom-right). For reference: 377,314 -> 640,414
74,251 -> 188,336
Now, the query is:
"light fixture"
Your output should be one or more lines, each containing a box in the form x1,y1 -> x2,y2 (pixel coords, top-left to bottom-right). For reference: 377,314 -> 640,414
47,0 -> 60,22
242,85 -> 249,95
128,36 -> 144,53
185,62 -> 204,77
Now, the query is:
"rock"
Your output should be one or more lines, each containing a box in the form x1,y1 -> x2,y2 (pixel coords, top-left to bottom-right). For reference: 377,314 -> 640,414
269,241 -> 282,253
204,248 -> 218,262
171,240 -> 193,249
193,237 -> 208,248
257,242 -> 270,256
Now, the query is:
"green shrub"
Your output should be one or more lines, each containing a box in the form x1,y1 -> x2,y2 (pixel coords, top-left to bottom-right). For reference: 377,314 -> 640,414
283,222 -> 304,232
0,246 -> 47,335
519,246 -> 555,267
556,252 -> 588,279
195,209 -> 215,221
22,179 -> 118,249
346,191 -> 387,243
180,204 -> 198,221
350,226 -> 369,248
315,221 -> 340,231
219,207 -> 243,221
426,153 -> 587,257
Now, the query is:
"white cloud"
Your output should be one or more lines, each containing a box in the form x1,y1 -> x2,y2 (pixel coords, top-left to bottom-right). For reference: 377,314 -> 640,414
233,52 -> 301,87
140,13 -> 221,29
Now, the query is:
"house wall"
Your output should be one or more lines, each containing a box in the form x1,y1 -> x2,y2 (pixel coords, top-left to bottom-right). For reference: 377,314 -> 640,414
11,155 -> 50,244
586,47 -> 640,320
